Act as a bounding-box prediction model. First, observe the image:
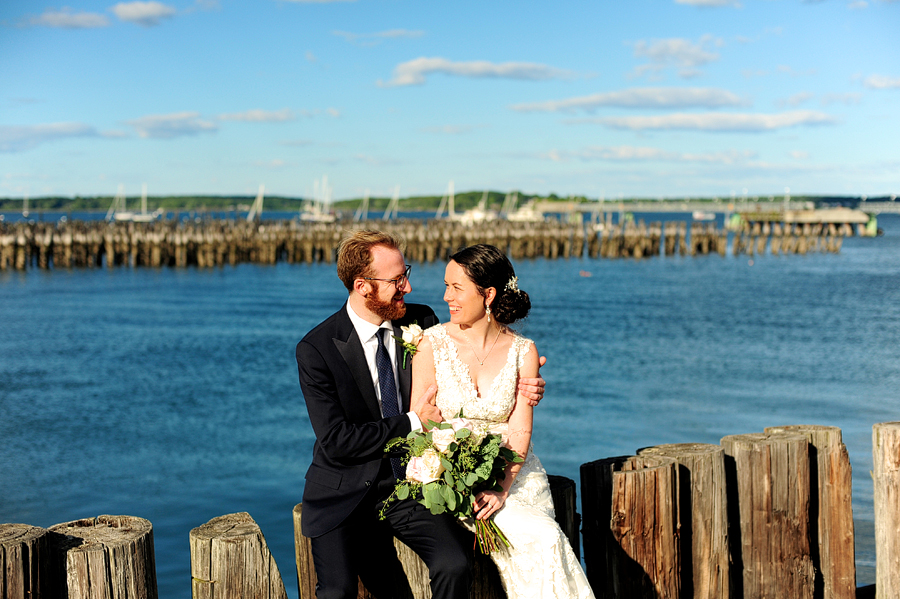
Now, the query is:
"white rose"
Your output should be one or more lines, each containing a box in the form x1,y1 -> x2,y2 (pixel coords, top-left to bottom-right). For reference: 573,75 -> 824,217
401,324 -> 424,346
419,449 -> 445,483
431,428 -> 457,453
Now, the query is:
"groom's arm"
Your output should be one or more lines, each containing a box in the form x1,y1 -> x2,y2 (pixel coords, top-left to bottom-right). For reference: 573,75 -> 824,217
297,339 -> 411,463
517,355 -> 547,407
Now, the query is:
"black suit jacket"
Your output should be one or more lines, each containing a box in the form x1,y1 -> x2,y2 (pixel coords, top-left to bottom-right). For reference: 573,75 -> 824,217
296,302 -> 439,537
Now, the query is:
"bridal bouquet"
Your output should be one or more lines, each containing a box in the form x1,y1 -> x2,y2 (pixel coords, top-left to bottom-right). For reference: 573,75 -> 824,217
381,414 -> 523,554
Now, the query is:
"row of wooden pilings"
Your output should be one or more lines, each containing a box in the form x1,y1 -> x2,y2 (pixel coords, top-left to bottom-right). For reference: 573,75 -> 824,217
0,217 -> 856,270
4,422 -> 897,599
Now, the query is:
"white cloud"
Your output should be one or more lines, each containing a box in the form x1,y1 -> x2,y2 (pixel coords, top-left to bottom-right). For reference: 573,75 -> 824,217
282,0 -> 356,3
333,29 -> 425,46
0,122 -> 100,152
631,36 -> 722,79
326,108 -> 341,118
572,110 -> 837,132
791,150 -> 810,159
125,112 -> 217,138
217,109 -> 295,122
27,8 -> 110,28
511,87 -> 745,113
821,92 -> 861,105
864,74 -> 900,89
540,145 -> 755,164
378,57 -> 573,87
848,1 -> 868,9
112,2 -> 177,26
779,92 -> 815,107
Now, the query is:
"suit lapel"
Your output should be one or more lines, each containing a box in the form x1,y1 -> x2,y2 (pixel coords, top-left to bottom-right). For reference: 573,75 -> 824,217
333,310 -> 382,421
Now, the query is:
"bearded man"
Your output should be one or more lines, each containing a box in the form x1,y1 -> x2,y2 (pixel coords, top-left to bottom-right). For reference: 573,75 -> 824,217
296,230 -> 545,599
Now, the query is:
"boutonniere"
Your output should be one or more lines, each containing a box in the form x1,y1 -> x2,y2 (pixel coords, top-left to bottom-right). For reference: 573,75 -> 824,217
393,321 -> 424,368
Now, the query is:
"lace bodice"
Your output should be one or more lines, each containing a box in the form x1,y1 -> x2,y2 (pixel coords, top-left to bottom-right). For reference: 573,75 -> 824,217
423,324 -> 596,599
425,324 -> 532,424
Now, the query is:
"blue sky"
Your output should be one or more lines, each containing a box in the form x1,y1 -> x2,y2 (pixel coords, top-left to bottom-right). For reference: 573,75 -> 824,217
1,0 -> 898,201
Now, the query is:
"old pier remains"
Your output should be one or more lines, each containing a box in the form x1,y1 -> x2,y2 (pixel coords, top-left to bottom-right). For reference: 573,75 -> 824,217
0,214 -> 865,271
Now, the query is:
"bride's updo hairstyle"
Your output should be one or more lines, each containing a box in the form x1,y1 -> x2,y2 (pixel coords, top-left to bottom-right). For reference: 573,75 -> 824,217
449,244 -> 531,325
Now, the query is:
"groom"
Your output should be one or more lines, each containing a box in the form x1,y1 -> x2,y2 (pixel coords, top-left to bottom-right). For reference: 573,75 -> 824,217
296,230 -> 545,599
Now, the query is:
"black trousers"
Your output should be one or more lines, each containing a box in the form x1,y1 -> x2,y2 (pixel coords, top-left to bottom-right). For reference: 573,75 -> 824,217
310,492 -> 473,599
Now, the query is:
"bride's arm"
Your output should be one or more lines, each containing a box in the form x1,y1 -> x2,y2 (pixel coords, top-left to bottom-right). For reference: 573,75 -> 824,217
410,336 -> 441,428
475,340 -> 540,520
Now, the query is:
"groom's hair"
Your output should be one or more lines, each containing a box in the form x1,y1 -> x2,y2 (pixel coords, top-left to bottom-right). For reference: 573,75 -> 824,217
337,229 -> 403,292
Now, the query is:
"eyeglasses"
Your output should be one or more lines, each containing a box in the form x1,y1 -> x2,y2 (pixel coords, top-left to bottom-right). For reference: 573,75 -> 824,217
363,264 -> 411,289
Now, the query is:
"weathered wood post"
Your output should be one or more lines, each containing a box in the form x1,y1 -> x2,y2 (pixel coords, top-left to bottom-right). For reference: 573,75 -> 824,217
638,443 -> 729,599
766,425 -> 856,599
873,422 -> 900,599
720,432 -> 814,599
190,512 -> 287,599
581,455 -> 680,599
1,523 -> 49,599
48,514 -> 158,599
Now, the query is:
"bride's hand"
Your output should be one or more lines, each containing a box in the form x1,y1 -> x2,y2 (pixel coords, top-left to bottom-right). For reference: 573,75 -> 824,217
474,490 -> 508,520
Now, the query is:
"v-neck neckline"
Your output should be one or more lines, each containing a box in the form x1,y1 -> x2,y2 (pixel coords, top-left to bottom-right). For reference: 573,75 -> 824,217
439,324 -> 516,399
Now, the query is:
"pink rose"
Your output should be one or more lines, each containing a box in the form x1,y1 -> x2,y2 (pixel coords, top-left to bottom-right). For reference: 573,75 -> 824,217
406,450 -> 445,484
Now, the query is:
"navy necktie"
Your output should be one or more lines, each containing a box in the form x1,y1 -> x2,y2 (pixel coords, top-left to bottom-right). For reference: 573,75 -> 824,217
375,329 -> 405,479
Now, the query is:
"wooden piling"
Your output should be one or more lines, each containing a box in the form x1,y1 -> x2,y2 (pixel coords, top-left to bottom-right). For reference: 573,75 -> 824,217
580,455 -> 680,599
189,512 -> 287,599
638,443 -> 729,599
720,432 -> 814,599
873,422 -> 900,599
48,514 -> 158,599
766,425 -> 856,599
1,523 -> 49,599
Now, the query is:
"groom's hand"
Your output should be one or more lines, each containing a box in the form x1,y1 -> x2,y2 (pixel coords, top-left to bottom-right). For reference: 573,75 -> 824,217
412,384 -> 443,427
517,355 -> 547,407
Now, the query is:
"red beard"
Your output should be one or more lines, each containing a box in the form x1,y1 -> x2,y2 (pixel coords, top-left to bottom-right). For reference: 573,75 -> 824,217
365,291 -> 407,322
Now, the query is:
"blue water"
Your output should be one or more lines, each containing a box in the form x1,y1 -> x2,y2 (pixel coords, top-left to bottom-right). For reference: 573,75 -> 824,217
2,216 -> 898,596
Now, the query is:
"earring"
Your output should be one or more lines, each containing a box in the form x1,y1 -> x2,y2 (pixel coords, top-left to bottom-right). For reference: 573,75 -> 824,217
485,304 -> 492,323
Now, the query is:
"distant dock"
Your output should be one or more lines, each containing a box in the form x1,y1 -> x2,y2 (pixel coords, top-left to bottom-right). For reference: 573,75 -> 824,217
0,212 -> 878,271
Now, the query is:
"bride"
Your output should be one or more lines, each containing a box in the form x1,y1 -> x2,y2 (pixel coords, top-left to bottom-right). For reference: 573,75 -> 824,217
411,244 -> 595,599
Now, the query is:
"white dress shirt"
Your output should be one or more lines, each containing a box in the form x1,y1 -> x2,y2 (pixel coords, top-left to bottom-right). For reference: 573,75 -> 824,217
346,301 -> 421,430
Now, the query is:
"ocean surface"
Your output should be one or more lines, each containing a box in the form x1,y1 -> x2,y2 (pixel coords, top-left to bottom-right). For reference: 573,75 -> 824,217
2,213 -> 898,597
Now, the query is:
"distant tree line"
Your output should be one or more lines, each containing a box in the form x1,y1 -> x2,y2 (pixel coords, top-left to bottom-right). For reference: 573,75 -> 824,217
0,192 -> 887,213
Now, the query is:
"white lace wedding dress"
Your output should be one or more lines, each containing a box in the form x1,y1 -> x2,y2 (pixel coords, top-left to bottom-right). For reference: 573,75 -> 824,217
425,324 -> 595,599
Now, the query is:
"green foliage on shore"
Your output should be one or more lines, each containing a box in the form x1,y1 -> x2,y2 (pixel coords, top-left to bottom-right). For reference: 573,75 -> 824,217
0,192 -> 886,213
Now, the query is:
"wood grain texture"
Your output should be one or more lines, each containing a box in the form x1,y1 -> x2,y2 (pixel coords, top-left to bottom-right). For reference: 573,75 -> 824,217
0,523 -> 49,599
873,422 -> 900,599
581,455 -> 680,599
48,515 -> 158,599
639,443 -> 730,599
721,432 -> 814,599
766,425 -> 856,599
189,512 -> 287,599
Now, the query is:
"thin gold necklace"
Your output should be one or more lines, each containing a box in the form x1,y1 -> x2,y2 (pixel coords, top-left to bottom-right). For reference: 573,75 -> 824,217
461,326 -> 503,366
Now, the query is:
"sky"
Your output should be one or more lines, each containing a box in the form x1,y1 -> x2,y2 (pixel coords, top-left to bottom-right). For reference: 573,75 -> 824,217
1,0 -> 899,202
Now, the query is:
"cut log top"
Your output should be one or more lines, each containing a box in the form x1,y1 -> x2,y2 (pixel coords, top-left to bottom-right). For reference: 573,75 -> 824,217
638,442 -> 722,458
721,430 -> 809,449
0,523 -> 46,545
48,514 -> 153,549
189,511 -> 261,541
765,424 -> 844,449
